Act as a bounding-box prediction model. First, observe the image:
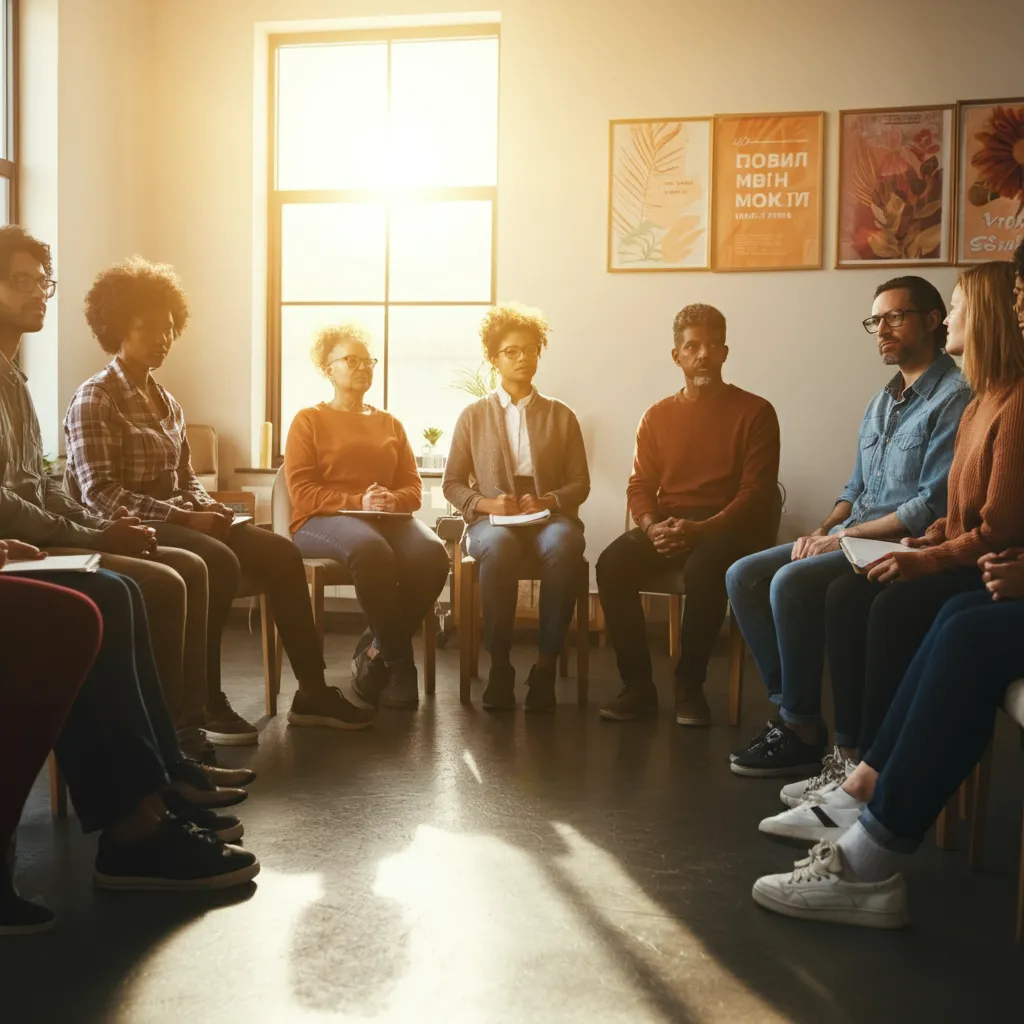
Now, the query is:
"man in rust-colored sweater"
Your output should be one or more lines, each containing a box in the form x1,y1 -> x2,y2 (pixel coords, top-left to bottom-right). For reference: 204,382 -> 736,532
597,303 -> 780,726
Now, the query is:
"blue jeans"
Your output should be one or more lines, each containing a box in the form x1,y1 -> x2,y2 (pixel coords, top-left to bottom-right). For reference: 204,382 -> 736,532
859,591 -> 1024,852
294,515 -> 449,665
38,570 -> 179,832
465,515 -> 585,657
725,544 -> 848,732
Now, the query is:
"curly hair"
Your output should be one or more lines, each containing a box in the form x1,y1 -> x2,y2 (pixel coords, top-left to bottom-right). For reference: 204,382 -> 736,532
84,256 -> 190,354
310,323 -> 373,379
672,303 -> 726,348
0,225 -> 53,279
480,303 -> 550,360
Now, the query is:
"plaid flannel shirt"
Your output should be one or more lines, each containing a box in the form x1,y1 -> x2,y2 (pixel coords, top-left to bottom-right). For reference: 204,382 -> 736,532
63,358 -> 214,521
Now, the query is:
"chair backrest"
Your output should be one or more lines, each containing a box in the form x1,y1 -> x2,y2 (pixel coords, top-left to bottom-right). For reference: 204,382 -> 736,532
271,466 -> 292,538
186,424 -> 219,491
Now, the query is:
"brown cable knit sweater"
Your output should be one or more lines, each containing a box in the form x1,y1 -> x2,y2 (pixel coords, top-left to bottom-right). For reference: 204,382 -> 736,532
893,377 -> 1024,576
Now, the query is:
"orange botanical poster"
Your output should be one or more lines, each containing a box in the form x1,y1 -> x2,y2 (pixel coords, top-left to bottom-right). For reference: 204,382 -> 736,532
712,113 -> 824,271
956,99 -> 1024,264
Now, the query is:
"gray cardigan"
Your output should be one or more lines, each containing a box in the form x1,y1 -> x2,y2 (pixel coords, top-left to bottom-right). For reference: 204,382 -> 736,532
442,391 -> 590,525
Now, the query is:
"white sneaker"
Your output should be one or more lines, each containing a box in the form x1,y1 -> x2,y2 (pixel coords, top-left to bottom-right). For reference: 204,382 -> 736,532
752,840 -> 908,929
759,782 -> 865,845
779,747 -> 857,808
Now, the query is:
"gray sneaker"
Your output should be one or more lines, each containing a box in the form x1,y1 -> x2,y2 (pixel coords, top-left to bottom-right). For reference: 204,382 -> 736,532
379,662 -> 419,710
779,747 -> 857,808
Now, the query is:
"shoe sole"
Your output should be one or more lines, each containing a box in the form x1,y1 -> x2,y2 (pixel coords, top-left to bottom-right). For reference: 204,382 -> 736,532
598,707 -> 656,721
676,715 -> 710,727
214,823 -> 244,843
378,696 -> 420,710
730,760 -> 825,779
0,917 -> 56,936
172,784 -> 248,809
205,772 -> 257,788
751,883 -> 909,929
204,731 -> 259,747
286,712 -> 373,730
94,860 -> 261,893
758,822 -> 851,847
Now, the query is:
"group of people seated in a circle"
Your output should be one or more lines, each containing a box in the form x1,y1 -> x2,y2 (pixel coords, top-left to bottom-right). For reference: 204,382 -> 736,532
2,218 -> 1023,936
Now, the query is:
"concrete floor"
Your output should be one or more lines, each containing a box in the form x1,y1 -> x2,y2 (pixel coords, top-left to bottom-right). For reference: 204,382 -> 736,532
6,624 -> 1024,1023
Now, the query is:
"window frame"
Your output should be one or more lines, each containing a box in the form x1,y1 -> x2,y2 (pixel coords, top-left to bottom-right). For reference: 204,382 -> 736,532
1,0 -> 19,223
265,23 -> 500,462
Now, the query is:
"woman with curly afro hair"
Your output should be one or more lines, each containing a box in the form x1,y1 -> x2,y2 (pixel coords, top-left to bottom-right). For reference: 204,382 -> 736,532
64,257 -> 373,738
442,303 -> 590,712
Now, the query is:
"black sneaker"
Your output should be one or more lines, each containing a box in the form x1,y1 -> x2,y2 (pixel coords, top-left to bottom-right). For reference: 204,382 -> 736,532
524,665 -> 556,713
94,816 -> 260,892
379,662 -> 419,710
177,728 -> 219,766
0,868 -> 55,936
351,630 -> 387,706
599,683 -> 658,721
205,692 -> 259,747
162,790 -> 245,843
287,685 -> 375,730
482,663 -> 516,710
730,722 -> 827,778
730,720 -> 777,763
166,758 -> 248,808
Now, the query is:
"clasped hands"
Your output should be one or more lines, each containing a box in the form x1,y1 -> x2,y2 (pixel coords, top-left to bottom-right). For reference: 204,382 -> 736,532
979,547 -> 1024,601
479,493 -> 556,517
362,482 -> 397,512
645,517 -> 702,557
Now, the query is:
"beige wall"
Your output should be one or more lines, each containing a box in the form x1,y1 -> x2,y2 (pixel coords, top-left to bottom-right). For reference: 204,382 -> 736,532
31,0 -> 1024,556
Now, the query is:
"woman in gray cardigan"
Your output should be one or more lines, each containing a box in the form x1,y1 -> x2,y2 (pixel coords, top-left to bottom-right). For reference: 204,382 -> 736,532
443,304 -> 590,712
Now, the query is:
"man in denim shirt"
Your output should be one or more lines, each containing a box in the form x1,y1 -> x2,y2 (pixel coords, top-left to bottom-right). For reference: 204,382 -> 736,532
725,276 -> 970,780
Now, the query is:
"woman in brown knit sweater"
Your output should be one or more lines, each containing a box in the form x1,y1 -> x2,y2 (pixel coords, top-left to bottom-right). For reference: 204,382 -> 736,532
823,260 -> 1024,760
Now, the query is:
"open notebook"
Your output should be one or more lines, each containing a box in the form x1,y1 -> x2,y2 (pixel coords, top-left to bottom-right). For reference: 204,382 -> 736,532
839,537 -> 909,573
1,553 -> 101,574
489,510 -> 551,527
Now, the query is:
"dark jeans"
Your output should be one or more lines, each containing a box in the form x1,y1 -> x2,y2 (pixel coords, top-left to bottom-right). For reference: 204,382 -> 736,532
465,515 -> 586,657
152,522 -> 326,695
725,543 -> 849,725
597,523 -> 759,687
40,570 -> 180,833
860,591 -> 1024,852
0,576 -> 101,850
293,515 -> 449,664
825,567 -> 985,753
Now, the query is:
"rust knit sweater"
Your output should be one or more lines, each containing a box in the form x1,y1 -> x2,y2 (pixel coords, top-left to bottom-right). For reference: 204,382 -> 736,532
893,378 -> 1024,576
284,404 -> 422,534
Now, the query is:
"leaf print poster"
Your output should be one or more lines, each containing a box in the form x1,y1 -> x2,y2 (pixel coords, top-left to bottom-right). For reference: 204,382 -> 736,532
608,118 -> 712,272
956,99 -> 1024,264
837,106 -> 954,268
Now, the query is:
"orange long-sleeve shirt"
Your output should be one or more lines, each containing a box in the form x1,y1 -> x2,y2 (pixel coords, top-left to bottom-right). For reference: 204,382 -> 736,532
284,404 -> 422,534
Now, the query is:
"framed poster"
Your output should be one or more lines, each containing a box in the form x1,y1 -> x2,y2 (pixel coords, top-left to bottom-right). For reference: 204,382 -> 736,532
608,117 -> 712,272
955,98 -> 1024,264
836,106 -> 955,268
711,111 -> 824,271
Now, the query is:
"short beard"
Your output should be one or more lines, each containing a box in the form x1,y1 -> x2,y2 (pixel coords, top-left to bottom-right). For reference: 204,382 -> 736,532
690,375 -> 713,388
880,353 -> 900,366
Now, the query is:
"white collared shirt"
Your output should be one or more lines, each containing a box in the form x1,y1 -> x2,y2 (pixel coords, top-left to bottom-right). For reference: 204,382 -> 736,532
497,384 -> 536,476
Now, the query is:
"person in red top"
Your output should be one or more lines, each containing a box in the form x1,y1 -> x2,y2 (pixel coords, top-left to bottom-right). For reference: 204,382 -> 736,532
597,303 -> 781,726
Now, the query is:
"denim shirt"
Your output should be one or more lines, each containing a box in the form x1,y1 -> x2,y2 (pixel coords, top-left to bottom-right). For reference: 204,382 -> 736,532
835,352 -> 971,536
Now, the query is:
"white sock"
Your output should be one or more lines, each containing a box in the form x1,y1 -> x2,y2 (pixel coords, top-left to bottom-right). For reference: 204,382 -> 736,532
836,821 -> 902,882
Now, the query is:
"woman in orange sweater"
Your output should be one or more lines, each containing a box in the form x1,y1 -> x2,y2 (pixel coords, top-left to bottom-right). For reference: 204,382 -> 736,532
285,325 -> 449,711
823,259 -> 1024,760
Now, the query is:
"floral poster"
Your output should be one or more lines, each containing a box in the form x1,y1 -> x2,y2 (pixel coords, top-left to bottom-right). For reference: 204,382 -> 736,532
608,118 -> 712,272
956,99 -> 1024,264
711,112 -> 823,271
836,106 -> 954,268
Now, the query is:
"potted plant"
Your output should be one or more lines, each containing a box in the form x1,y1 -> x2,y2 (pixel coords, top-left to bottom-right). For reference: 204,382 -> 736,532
419,426 -> 446,471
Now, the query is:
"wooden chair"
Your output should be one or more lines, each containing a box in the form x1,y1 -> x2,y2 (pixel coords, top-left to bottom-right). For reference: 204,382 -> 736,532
454,547 -> 590,706
270,468 -> 437,695
185,423 -> 219,492
624,483 -> 785,727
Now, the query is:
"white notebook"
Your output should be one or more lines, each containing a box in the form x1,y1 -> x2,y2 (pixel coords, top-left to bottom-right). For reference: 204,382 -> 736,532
489,510 -> 552,527
1,553 -> 102,574
839,537 -> 908,572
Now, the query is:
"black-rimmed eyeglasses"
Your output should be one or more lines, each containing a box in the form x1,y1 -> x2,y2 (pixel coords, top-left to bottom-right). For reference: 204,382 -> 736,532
862,308 -> 920,334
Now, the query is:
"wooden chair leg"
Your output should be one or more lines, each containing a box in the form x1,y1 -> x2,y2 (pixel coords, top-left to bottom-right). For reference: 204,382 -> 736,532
727,613 -> 746,728
1016,806 -> 1024,943
424,607 -> 437,696
459,558 -> 476,704
935,789 -> 961,850
559,641 -> 569,678
261,595 -> 279,717
668,593 -> 682,659
48,752 -> 67,820
471,564 -> 481,680
968,743 -> 994,868
576,568 -> 589,706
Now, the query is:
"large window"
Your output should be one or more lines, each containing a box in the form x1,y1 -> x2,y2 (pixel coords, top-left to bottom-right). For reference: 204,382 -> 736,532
267,26 -> 500,460
0,0 -> 17,224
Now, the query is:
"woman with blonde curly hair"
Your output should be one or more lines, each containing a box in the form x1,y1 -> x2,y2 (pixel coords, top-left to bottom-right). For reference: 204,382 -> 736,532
443,304 -> 590,712
65,257 -> 373,739
285,323 -> 449,711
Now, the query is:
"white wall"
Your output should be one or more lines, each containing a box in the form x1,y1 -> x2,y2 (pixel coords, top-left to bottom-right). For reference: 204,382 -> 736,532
47,0 -> 1024,557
